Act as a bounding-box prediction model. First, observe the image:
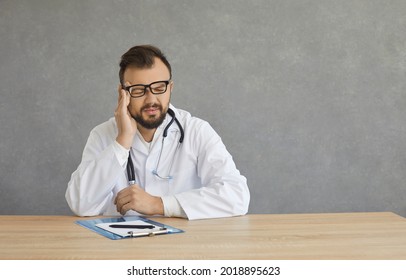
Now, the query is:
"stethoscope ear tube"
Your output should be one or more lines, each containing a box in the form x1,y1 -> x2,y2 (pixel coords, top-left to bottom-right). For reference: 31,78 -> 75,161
163,109 -> 176,138
174,117 -> 184,143
127,152 -> 135,183
166,108 -> 184,142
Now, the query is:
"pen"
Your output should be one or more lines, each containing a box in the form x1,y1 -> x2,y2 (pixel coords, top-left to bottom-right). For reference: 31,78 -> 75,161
109,224 -> 155,229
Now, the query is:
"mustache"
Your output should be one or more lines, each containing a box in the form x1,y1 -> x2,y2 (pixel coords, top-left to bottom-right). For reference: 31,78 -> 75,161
141,103 -> 162,111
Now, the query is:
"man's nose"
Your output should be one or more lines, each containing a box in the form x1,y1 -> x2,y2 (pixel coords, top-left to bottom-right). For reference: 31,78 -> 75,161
144,88 -> 157,101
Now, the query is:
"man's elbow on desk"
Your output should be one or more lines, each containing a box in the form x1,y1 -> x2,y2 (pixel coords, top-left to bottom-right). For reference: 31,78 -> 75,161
65,193 -> 108,217
177,192 -> 250,220
66,203 -> 104,217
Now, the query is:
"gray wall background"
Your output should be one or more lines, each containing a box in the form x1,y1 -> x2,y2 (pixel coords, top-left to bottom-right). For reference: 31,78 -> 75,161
1,0 -> 405,216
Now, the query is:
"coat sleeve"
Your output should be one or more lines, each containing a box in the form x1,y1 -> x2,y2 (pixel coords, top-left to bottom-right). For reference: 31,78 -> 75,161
65,124 -> 125,216
174,121 -> 250,220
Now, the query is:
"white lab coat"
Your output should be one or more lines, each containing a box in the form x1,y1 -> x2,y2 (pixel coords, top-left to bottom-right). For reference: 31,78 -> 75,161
65,105 -> 250,220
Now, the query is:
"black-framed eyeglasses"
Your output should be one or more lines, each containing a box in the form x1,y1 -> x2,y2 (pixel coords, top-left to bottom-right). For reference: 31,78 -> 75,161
123,80 -> 171,98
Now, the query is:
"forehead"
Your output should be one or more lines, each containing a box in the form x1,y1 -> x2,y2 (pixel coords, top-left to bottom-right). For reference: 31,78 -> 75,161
123,58 -> 170,85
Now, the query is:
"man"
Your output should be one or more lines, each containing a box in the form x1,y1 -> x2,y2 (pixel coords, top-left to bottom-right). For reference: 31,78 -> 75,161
66,45 -> 250,220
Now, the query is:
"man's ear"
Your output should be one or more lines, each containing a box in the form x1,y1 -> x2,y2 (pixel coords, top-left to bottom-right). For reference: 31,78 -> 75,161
169,80 -> 174,92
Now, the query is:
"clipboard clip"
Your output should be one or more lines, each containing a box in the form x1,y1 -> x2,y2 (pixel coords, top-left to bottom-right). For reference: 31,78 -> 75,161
127,227 -> 169,238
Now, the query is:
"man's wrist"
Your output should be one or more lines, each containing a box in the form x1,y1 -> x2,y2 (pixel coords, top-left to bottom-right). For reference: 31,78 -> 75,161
154,197 -> 164,216
116,135 -> 133,149
161,196 -> 187,218
113,141 -> 130,166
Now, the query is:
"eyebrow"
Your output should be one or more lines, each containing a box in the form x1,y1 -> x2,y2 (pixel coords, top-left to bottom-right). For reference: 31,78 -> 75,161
125,79 -> 171,87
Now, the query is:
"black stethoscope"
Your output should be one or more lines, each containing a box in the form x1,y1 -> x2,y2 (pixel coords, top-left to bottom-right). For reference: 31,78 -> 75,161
126,108 -> 184,184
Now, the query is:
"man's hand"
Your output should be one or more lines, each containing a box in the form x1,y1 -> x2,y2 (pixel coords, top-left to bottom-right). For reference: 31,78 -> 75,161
115,84 -> 137,149
114,184 -> 164,216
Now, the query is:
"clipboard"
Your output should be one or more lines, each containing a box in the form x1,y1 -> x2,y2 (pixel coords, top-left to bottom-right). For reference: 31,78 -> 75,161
76,216 -> 184,240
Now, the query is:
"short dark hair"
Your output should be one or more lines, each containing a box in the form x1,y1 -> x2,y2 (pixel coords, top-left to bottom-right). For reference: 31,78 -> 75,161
119,45 -> 172,85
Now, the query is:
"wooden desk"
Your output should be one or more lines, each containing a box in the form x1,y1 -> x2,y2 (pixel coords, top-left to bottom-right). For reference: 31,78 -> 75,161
1,212 -> 405,260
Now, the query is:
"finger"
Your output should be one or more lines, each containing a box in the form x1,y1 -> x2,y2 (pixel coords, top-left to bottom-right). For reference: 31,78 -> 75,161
116,194 -> 131,213
116,184 -> 138,197
115,90 -> 125,114
114,186 -> 131,206
117,84 -> 123,103
116,92 -> 129,117
117,192 -> 136,215
123,83 -> 131,106
117,81 -> 130,103
120,203 -> 130,216
116,198 -> 127,215
115,186 -> 139,211
116,190 -> 131,206
114,192 -> 122,205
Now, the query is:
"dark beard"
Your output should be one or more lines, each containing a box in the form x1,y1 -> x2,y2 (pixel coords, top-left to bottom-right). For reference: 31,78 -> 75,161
132,104 -> 167,129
